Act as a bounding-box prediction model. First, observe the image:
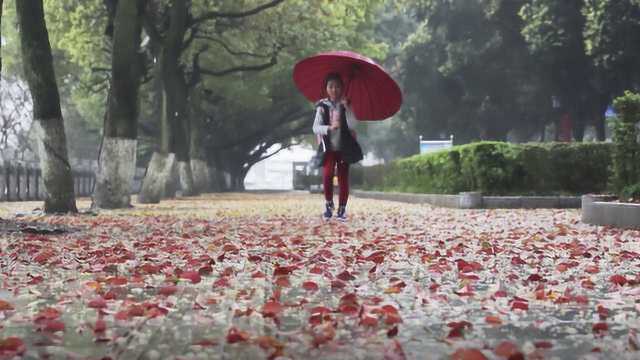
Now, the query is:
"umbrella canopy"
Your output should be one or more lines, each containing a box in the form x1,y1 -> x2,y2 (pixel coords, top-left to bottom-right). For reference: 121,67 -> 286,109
293,50 -> 402,121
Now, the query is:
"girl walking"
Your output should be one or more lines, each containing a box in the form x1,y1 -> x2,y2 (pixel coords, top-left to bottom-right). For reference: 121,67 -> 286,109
312,72 -> 361,221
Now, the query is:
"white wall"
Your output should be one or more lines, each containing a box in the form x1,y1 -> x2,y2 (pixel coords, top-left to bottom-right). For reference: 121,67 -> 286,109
244,144 -> 316,190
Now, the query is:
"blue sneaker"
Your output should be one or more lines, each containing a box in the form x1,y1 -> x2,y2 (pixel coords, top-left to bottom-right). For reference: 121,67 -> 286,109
336,205 -> 347,221
323,201 -> 334,220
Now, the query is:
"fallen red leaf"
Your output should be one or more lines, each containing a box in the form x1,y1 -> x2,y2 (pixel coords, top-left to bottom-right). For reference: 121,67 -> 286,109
34,307 -> 61,321
107,277 -> 128,286
494,290 -> 507,298
312,322 -> 335,348
360,316 -> 378,327
0,337 -> 25,354
494,341 -> 519,357
609,274 -> 627,286
581,280 -> 595,289
592,322 -> 608,334
158,285 -> 179,296
527,274 -> 544,282
40,320 -> 65,332
180,271 -> 202,284
213,277 -> 230,288
252,271 -> 266,279
302,281 -> 319,291
227,328 -> 251,344
0,300 -> 14,311
27,275 -> 44,285
584,265 -> 599,274
336,270 -> 356,281
193,339 -> 217,347
94,319 -> 107,334
88,297 -> 108,309
275,276 -> 290,287
262,301 -> 283,318
309,306 -> 332,315
273,266 -> 293,276
485,315 -> 503,325
447,321 -> 472,339
387,325 -> 399,338
534,341 -> 553,349
331,280 -> 346,289
511,301 -> 528,311
451,348 -> 488,360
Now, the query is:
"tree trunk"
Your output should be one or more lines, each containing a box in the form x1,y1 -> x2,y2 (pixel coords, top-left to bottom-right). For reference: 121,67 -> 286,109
1,0 -> 4,78
572,113 -> 586,142
170,79 -> 195,196
138,152 -> 176,203
191,158 -> 210,193
139,0 -> 188,202
93,0 -> 144,209
16,0 -> 77,213
190,111 -> 209,193
594,95 -> 609,142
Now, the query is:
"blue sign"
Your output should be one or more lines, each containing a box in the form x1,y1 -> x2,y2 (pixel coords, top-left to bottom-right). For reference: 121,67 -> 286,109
605,106 -> 616,118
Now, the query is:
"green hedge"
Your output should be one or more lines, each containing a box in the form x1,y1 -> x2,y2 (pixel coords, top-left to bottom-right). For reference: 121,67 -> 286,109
354,142 -> 613,195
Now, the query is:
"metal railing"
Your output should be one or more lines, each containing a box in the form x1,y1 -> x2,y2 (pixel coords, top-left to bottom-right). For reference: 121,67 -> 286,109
0,162 -> 95,201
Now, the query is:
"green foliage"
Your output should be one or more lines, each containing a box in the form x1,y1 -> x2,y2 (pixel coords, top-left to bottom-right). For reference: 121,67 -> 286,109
357,141 -> 613,195
610,91 -> 640,194
621,183 -> 640,202
397,0 -> 549,144
583,1 -> 640,94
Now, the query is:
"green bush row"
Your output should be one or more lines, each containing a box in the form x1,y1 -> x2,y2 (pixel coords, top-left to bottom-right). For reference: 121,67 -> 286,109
352,142 -> 613,196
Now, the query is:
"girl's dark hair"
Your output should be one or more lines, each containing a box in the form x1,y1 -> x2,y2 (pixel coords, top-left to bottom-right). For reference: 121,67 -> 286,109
322,72 -> 343,97
324,72 -> 344,88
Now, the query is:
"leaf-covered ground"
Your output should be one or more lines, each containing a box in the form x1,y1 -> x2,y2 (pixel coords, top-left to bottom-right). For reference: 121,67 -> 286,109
0,192 -> 639,359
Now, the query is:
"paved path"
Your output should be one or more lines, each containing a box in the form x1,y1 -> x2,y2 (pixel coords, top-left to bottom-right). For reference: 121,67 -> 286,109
0,192 -> 639,359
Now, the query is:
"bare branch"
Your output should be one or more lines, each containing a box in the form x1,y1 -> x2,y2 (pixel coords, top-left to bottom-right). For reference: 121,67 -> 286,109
200,55 -> 277,77
192,0 -> 285,25
208,108 -> 311,150
195,34 -> 272,58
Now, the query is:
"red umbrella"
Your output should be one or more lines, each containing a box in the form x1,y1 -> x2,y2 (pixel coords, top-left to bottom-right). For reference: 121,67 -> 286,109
293,50 -> 402,121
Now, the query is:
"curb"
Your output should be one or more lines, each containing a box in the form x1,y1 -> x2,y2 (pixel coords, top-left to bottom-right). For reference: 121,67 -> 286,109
351,190 -> 581,209
581,195 -> 640,229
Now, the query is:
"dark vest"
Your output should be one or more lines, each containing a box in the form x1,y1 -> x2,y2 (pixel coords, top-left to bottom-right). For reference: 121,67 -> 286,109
316,101 -> 364,164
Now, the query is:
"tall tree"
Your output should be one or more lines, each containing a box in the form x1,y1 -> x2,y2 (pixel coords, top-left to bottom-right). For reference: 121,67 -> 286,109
138,0 -> 284,203
15,0 -> 77,213
92,0 -> 146,209
583,0 -> 640,139
1,0 -> 4,79
520,0 -> 604,141
400,0 -> 547,143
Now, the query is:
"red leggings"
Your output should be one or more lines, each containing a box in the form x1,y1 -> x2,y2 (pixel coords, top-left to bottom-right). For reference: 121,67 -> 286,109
323,151 -> 349,206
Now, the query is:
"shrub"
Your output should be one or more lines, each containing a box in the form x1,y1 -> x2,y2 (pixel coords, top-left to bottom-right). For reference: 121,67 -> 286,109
354,141 -> 613,195
621,183 -> 640,202
611,91 -> 640,195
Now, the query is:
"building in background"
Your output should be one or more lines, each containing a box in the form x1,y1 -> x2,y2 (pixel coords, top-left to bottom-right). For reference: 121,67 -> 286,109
245,144 -> 316,190
419,135 -> 454,154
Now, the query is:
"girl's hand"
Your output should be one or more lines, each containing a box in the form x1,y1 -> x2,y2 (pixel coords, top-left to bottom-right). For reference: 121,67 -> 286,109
341,98 -> 350,107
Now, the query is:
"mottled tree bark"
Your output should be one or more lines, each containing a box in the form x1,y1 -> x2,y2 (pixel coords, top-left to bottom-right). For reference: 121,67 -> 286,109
16,0 -> 77,213
1,0 -> 4,78
139,0 -> 189,202
93,0 -> 145,209
189,98 -> 209,194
